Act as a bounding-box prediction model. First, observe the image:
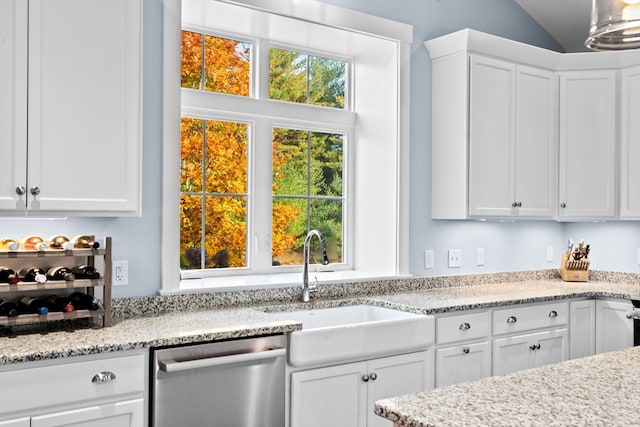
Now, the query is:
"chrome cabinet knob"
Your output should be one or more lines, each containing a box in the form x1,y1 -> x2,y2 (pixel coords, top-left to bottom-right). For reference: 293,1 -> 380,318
15,186 -> 26,196
506,316 -> 517,324
462,346 -> 470,354
626,312 -> 633,319
370,373 -> 377,381
548,310 -> 558,318
362,374 -> 369,382
30,186 -> 40,196
459,322 -> 471,330
560,203 -> 567,208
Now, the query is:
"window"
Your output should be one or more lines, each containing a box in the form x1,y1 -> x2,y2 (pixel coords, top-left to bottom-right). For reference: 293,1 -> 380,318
162,0 -> 412,292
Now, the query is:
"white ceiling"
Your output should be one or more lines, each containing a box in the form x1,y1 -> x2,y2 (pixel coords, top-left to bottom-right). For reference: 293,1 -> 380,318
515,0 -> 592,52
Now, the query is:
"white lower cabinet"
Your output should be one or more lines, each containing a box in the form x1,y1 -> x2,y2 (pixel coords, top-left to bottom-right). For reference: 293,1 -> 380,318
435,341 -> 490,388
492,302 -> 569,376
289,351 -> 433,427
0,350 -> 147,427
569,299 -> 596,359
492,329 -> 568,376
595,299 -> 634,354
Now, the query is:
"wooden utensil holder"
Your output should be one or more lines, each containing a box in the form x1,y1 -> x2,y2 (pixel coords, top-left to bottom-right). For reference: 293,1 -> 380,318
560,250 -> 590,282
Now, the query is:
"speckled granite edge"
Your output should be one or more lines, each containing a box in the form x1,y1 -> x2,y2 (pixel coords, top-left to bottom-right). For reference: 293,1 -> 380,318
110,269 -> 640,321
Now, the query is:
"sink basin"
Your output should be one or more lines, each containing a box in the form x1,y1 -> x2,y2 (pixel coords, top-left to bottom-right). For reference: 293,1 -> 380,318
271,304 -> 435,368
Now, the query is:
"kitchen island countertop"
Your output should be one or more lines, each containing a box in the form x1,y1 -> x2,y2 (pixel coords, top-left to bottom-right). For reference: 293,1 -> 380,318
1,277 -> 639,365
375,345 -> 640,426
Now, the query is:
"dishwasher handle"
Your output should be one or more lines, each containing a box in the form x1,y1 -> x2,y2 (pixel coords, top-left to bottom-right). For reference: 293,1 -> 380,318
158,348 -> 286,373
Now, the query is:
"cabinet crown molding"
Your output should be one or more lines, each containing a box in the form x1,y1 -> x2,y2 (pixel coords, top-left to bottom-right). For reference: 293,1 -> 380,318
424,28 -> 640,71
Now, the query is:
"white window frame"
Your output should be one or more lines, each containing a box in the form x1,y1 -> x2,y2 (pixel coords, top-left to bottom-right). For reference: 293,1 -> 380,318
162,0 -> 412,293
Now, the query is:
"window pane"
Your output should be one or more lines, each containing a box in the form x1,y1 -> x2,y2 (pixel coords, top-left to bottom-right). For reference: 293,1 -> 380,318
269,48 -> 307,103
205,120 -> 248,194
205,196 -> 247,268
272,127 -> 344,266
180,194 -> 203,270
310,199 -> 343,264
269,48 -> 346,109
181,31 -> 251,96
181,117 -> 249,270
309,56 -> 346,108
310,132 -> 343,196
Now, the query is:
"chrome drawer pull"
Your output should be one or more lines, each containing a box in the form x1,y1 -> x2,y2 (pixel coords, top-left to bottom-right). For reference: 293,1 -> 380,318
92,371 -> 116,384
506,316 -> 517,324
459,322 -> 471,330
462,347 -> 470,354
548,310 -> 558,318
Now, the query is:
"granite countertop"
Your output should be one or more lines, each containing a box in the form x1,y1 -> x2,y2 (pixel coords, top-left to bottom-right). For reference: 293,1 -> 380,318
1,277 -> 639,365
375,345 -> 640,427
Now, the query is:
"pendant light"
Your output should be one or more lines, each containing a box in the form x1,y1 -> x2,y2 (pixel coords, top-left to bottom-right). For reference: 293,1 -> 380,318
586,0 -> 640,50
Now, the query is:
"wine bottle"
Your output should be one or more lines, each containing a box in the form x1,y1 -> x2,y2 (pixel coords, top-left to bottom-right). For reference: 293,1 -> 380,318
45,295 -> 75,313
19,267 -> 47,283
71,265 -> 101,280
68,292 -> 100,311
0,299 -> 18,317
0,267 -> 19,284
20,235 -> 47,251
18,296 -> 49,315
68,235 -> 100,249
0,238 -> 19,251
46,235 -> 70,250
46,266 -> 76,281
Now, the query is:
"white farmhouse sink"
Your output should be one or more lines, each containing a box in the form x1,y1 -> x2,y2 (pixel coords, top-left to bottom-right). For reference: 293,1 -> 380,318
271,304 -> 435,368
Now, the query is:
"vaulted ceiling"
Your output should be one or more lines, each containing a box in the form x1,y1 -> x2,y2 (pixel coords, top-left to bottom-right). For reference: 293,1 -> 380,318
515,0 -> 591,52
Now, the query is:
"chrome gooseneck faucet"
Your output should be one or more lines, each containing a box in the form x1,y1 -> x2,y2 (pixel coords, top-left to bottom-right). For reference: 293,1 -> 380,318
301,230 -> 330,302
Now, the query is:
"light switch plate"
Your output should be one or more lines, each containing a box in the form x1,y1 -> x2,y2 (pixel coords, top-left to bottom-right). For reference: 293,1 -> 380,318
476,248 -> 485,266
546,246 -> 554,262
424,250 -> 434,269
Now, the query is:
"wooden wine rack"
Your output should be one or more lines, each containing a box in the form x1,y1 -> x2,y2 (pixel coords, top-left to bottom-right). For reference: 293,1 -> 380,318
0,236 -> 112,328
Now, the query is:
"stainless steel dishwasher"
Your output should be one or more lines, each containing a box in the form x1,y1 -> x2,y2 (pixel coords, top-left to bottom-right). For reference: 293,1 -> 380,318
151,334 -> 286,427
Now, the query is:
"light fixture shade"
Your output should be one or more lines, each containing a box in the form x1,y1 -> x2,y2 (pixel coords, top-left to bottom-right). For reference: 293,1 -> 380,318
586,0 -> 640,50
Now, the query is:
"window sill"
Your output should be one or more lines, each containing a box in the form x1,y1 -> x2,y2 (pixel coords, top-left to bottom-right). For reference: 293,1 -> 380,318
161,270 -> 408,295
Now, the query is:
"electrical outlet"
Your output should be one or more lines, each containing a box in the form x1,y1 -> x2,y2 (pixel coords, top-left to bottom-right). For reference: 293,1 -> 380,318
424,250 -> 434,269
113,260 -> 128,286
476,248 -> 485,266
448,249 -> 462,268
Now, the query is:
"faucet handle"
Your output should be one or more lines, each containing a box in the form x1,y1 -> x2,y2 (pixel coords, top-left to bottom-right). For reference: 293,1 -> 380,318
309,276 -> 319,292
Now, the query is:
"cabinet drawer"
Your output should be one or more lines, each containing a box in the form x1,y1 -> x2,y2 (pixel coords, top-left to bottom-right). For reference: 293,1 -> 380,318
436,311 -> 490,345
0,352 -> 145,414
493,302 -> 568,335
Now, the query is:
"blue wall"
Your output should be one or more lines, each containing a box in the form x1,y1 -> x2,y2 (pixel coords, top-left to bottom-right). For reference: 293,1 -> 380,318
3,0 -> 637,297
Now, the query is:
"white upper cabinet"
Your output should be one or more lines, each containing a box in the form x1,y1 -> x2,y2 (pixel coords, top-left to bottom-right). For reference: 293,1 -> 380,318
0,0 -> 142,216
426,29 -> 640,222
620,65 -> 640,219
469,56 -> 557,218
558,70 -> 617,220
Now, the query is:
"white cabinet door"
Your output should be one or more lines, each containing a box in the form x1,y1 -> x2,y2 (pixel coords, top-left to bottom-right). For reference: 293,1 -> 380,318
25,0 -> 141,215
0,0 -> 28,211
531,328 -> 568,368
464,56 -> 557,219
569,299 -> 595,359
492,334 -> 531,376
595,299 -> 633,354
468,56 -> 514,218
435,341 -> 490,388
620,65 -> 640,219
31,398 -> 144,427
514,65 -> 557,218
0,419 -> 29,427
367,352 -> 432,427
558,70 -> 616,219
290,362 -> 367,427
